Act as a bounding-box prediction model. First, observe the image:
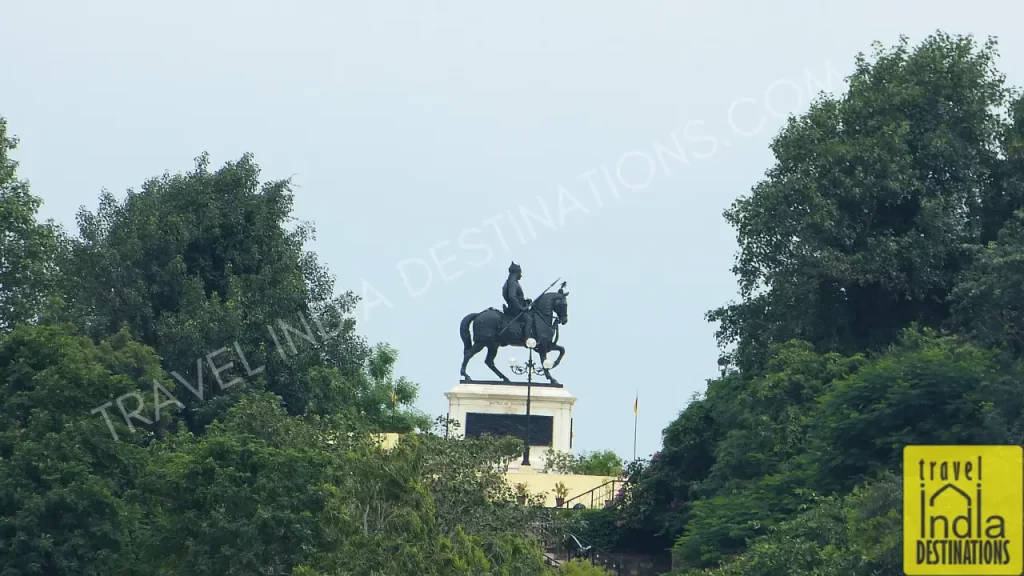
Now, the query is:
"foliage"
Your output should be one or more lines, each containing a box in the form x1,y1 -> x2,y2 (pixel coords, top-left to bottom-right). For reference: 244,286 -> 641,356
651,328 -> 1024,570
950,209 -> 1024,356
0,323 -> 162,575
811,329 -> 1024,492
544,450 -> 575,474
0,323 -> 551,575
0,119 -> 63,331
415,419 -> 551,572
577,450 -> 624,476
544,449 -> 623,476
561,508 -> 626,552
556,558 -> 616,575
554,482 -> 569,499
707,32 -> 1019,373
676,474 -> 901,576
364,342 -> 432,433
138,394 -> 547,576
138,393 -> 355,575
59,152 -> 427,432
0,118 -> 552,576
613,32 -> 1024,574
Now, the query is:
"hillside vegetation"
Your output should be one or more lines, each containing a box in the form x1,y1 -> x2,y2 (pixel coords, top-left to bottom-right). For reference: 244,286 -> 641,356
589,32 -> 1024,575
0,119 -> 587,574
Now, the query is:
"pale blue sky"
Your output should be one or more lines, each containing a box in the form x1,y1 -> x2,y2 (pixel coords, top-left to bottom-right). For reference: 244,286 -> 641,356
4,1 -> 1022,459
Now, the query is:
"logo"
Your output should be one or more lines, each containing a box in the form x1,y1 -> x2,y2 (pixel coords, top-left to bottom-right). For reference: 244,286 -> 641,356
903,445 -> 1023,575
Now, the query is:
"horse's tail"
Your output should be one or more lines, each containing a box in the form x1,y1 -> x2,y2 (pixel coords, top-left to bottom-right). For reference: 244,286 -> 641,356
460,313 -> 479,350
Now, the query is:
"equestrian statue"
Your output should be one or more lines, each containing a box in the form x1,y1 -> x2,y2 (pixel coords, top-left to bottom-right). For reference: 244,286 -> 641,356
459,261 -> 569,384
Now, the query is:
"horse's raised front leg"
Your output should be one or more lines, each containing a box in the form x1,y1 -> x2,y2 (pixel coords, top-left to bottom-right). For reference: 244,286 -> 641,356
461,341 -> 485,381
538,350 -> 559,385
484,344 -> 510,382
549,344 -> 565,368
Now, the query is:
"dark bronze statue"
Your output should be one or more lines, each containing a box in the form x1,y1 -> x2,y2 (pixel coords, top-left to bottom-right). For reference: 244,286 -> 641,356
460,262 -> 568,384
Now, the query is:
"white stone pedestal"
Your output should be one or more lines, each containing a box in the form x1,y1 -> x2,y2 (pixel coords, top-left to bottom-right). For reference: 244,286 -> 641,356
445,380 -> 576,472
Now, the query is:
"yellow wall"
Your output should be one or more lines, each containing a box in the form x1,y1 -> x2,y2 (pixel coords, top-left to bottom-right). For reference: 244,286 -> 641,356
374,432 -> 401,450
506,471 -> 618,508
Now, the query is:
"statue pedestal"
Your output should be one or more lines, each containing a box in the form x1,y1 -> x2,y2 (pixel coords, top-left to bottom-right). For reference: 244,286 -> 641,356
445,380 -> 576,472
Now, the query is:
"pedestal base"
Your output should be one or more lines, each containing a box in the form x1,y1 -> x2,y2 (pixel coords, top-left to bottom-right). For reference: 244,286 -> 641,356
445,380 -> 576,471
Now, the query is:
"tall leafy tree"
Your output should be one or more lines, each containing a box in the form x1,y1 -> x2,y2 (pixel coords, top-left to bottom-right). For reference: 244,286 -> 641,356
676,474 -> 902,576
61,153 -> 425,431
950,209 -> 1024,356
708,33 -> 1017,372
611,33 -> 1024,573
0,323 -> 551,575
141,396 -> 548,576
543,450 -> 624,477
0,323 -> 163,575
0,118 -> 63,331
811,329 -> 1024,493
0,115 -> 547,575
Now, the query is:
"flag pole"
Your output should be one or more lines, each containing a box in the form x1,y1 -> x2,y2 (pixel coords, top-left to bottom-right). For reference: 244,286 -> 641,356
632,389 -> 638,462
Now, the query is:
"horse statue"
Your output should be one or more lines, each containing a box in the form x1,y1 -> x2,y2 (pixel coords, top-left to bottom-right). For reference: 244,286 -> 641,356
459,287 -> 568,384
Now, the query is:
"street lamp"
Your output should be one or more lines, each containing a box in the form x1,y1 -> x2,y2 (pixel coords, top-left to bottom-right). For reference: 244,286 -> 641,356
508,337 -> 555,466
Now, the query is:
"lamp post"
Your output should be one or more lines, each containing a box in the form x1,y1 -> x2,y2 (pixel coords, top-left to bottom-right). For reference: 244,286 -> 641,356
508,337 -> 555,467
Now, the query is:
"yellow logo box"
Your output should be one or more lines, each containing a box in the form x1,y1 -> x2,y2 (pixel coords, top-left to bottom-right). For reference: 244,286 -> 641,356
903,445 -> 1023,575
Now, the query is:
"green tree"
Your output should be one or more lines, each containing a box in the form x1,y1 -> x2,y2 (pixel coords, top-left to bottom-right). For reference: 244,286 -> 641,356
950,209 -> 1024,357
607,394 -> 716,554
0,118 -> 63,331
664,329 -> 1024,570
415,420 -> 551,575
615,343 -> 862,566
708,33 -> 1018,373
61,153 -> 424,432
0,323 -> 165,575
137,393 -> 360,575
137,397 -> 549,576
557,558 -> 615,575
623,32 -> 1024,571
676,474 -> 901,576
364,342 -> 431,433
574,450 -> 623,476
811,329 -> 1024,493
0,115 -> 555,575
544,450 -> 623,477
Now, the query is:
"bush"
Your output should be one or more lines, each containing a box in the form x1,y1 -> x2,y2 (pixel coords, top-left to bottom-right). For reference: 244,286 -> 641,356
557,558 -> 615,575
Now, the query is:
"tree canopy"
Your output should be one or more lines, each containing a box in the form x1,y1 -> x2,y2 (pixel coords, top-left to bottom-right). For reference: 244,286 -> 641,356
0,130 -> 580,575
591,32 -> 1024,575
544,449 -> 624,477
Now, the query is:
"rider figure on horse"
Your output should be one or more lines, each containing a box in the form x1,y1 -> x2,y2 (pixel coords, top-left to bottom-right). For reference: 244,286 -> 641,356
503,261 -> 535,344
